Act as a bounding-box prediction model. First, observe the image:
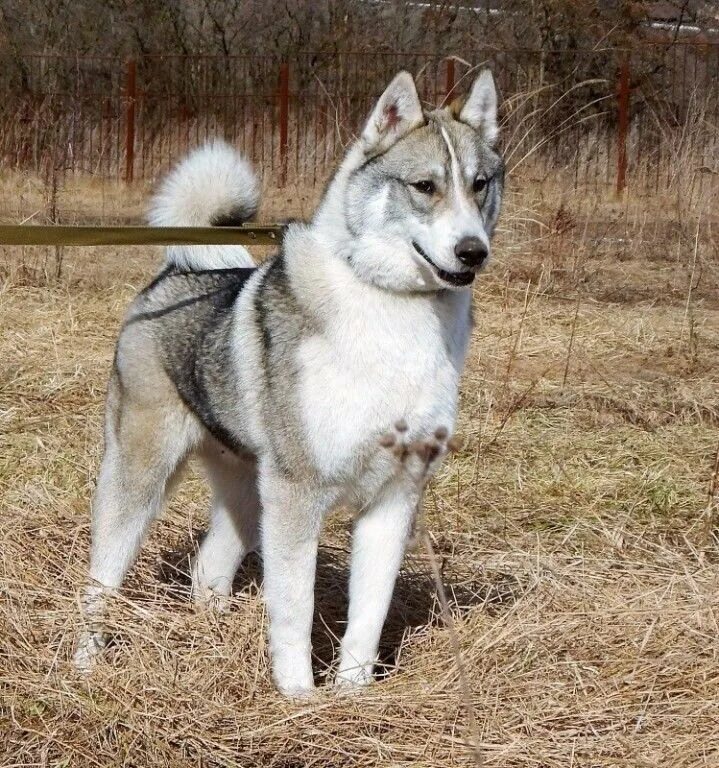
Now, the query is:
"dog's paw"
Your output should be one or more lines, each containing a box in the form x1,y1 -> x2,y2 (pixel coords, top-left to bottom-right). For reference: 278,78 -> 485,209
191,584 -> 232,615
379,421 -> 460,482
73,630 -> 110,672
190,562 -> 234,614
276,682 -> 316,700
334,664 -> 374,690
274,671 -> 316,699
271,647 -> 316,699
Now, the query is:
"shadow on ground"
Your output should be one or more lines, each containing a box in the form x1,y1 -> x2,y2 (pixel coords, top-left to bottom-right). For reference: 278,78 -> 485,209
155,535 -> 523,683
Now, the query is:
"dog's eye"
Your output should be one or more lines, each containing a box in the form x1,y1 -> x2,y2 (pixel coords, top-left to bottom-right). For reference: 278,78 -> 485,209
410,180 -> 436,195
473,177 -> 487,194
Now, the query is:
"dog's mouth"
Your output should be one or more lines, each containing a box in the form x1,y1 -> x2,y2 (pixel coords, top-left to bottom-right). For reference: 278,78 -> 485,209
412,242 -> 475,287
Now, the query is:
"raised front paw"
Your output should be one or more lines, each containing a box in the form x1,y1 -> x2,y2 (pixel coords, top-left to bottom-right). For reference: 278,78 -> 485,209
379,420 -> 460,482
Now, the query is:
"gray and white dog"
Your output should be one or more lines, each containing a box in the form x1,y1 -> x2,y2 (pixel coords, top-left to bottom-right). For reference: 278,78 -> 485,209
75,69 -> 504,696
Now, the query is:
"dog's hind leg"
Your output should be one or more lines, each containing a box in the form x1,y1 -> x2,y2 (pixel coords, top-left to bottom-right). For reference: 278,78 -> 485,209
74,390 -> 198,670
191,445 -> 260,611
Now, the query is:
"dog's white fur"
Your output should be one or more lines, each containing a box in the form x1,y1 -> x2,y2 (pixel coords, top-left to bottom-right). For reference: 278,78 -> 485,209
149,141 -> 260,270
76,71 -> 500,696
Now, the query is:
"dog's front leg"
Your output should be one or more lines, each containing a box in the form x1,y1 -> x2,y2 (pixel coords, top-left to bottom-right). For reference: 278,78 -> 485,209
336,480 -> 419,687
259,463 -> 333,697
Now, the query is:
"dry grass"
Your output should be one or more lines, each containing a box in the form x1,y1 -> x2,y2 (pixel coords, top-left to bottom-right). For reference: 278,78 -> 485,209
1,176 -> 719,767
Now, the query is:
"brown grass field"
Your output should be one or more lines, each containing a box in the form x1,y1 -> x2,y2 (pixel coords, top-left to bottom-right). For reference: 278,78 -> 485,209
1,176 -> 719,767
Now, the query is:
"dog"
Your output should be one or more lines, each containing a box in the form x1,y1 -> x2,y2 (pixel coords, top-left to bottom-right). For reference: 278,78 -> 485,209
74,69 -> 504,696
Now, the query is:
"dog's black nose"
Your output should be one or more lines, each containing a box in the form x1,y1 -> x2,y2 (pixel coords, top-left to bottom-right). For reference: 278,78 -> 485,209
454,237 -> 488,268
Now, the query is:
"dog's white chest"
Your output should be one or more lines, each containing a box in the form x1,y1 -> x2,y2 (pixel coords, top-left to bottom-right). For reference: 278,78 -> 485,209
296,289 -> 471,480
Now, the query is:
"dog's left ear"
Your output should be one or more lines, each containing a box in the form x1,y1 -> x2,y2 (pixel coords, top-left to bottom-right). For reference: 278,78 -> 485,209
361,71 -> 424,155
458,69 -> 498,146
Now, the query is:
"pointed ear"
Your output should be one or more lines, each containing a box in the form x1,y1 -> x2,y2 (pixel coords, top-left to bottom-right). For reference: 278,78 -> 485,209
361,71 -> 424,155
459,69 -> 498,146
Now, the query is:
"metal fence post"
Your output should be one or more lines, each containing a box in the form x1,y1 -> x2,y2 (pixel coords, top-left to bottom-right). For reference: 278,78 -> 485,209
616,54 -> 630,196
124,58 -> 137,184
445,58 -> 456,105
278,62 -> 289,186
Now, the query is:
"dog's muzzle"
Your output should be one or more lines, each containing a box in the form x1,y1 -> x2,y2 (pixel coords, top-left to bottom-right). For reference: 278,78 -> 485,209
412,241 -> 476,287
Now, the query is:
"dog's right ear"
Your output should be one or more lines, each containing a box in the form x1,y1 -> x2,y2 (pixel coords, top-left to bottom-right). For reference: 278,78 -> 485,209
361,71 -> 424,156
456,69 -> 499,146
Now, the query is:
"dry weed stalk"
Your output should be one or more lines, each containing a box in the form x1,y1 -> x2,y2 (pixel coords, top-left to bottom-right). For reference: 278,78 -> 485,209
561,297 -> 581,391
701,441 -> 719,554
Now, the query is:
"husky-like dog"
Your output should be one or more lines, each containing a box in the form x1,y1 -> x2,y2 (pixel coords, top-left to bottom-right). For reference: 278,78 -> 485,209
75,70 -> 504,695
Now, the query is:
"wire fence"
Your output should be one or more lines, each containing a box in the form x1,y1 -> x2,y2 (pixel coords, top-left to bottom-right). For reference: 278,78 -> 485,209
0,44 -> 717,199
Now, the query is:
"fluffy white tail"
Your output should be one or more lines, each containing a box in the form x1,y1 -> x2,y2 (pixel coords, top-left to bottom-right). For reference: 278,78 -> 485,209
149,141 -> 261,270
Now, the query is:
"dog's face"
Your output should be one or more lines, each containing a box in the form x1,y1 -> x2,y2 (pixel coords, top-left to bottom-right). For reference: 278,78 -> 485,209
342,71 -> 504,293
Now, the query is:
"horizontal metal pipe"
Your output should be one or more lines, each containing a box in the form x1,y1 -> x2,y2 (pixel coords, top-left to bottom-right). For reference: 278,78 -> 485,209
0,225 -> 282,247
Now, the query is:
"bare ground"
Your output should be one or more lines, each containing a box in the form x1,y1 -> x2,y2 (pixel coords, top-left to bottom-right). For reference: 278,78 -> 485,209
1,180 -> 718,767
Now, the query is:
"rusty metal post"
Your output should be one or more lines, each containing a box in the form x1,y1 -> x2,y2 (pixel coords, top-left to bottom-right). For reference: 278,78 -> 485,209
278,62 -> 289,186
444,58 -> 456,105
124,58 -> 137,184
616,54 -> 630,196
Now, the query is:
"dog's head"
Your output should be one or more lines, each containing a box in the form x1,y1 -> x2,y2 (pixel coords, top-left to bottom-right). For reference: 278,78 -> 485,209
330,70 -> 504,293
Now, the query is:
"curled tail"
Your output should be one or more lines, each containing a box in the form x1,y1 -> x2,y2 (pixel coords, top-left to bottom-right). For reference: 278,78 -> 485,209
149,141 -> 261,270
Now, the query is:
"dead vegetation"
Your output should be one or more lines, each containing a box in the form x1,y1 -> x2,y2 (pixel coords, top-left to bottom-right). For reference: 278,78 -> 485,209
1,175 -> 719,767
